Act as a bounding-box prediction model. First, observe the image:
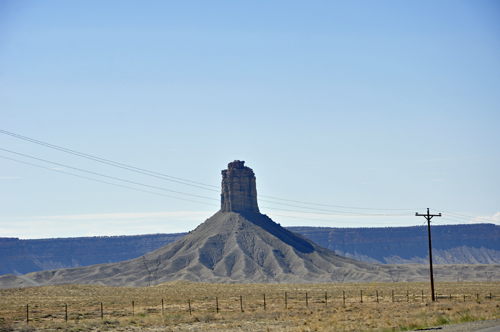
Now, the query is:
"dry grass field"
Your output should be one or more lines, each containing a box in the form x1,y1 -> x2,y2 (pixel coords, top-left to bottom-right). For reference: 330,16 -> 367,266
0,281 -> 499,331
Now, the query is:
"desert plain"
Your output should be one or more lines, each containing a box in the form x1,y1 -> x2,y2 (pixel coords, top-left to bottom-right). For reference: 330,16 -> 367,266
0,281 -> 499,332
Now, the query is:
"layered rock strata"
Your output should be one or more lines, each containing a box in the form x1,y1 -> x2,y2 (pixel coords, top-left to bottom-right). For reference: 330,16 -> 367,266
221,160 -> 259,213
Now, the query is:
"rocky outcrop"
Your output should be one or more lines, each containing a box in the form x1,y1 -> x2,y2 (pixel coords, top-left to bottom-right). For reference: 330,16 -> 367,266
221,160 -> 259,213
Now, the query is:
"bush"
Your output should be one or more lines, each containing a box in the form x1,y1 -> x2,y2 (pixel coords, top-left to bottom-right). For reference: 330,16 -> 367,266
436,315 -> 450,325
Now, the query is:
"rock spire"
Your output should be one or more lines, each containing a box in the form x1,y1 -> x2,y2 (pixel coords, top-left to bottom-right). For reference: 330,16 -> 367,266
221,160 -> 259,213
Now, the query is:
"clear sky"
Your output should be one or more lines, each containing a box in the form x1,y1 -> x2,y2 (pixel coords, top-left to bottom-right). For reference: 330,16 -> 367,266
1,1 -> 499,239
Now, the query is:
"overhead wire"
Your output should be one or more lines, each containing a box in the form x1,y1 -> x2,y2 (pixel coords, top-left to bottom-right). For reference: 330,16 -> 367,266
268,211 -> 422,225
1,129 -> 495,224
0,129 -> 219,192
0,128 -> 424,213
2,151 -> 492,226
0,153 -> 405,220
260,195 -> 422,211
0,155 -> 218,207
0,148 -> 219,202
1,147 -> 416,218
431,208 -> 498,223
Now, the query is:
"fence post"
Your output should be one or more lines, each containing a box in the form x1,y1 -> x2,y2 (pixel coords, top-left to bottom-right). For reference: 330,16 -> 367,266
216,297 -> 219,313
161,299 -> 164,316
100,303 -> 103,319
407,290 -> 409,302
132,301 -> 134,316
343,290 -> 345,306
306,292 -> 308,307
65,304 -> 68,322
422,290 -> 424,303
188,299 -> 192,315
26,304 -> 29,324
325,292 -> 327,306
240,295 -> 243,312
263,294 -> 266,310
360,290 -> 363,303
285,292 -> 287,309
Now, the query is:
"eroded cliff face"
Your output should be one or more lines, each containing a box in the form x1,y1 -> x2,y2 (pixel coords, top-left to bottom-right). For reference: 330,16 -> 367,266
220,160 -> 259,213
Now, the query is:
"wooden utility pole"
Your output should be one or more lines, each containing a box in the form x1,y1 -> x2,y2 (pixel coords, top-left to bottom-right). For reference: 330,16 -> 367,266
416,208 -> 441,302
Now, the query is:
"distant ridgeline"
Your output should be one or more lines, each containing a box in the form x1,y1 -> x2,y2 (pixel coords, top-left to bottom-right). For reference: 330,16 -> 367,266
1,223 -> 499,276
0,233 -> 186,276
287,223 -> 500,265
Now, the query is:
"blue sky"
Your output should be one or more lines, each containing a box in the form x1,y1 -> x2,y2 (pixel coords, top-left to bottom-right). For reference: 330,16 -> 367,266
1,1 -> 499,239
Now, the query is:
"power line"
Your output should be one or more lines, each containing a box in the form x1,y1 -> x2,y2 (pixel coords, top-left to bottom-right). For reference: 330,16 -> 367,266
261,203 -> 409,217
0,148 -> 219,202
2,152 -> 495,228
0,147 -> 416,217
0,129 -> 219,192
0,151 -> 406,219
0,155 -> 218,207
260,195 -> 422,211
259,197 -> 413,216
268,211 -> 422,225
0,128 -> 423,213
430,208 -> 498,223
2,129 -> 495,224
0,150 -> 413,219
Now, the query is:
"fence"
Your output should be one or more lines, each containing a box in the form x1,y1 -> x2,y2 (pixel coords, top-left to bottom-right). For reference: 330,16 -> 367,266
7,290 -> 498,325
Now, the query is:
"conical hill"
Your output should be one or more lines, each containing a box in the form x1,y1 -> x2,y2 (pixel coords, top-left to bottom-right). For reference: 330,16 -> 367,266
133,210 -> 387,284
6,210 -> 392,287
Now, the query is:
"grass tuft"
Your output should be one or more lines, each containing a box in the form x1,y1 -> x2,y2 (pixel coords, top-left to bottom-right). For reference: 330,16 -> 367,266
436,315 -> 450,325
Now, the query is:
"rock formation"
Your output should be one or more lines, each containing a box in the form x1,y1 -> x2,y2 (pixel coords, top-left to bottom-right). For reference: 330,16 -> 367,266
1,161 -> 499,288
221,160 -> 259,213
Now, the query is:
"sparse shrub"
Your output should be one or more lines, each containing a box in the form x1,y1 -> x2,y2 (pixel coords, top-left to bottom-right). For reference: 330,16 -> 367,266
459,311 -> 474,322
435,315 -> 450,325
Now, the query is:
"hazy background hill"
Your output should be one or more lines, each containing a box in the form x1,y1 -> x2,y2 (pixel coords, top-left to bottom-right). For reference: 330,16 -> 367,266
288,223 -> 500,265
1,223 -> 499,277
0,233 -> 186,276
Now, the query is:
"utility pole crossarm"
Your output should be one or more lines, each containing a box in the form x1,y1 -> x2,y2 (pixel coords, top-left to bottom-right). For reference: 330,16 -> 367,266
415,209 -> 442,220
416,208 -> 441,302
